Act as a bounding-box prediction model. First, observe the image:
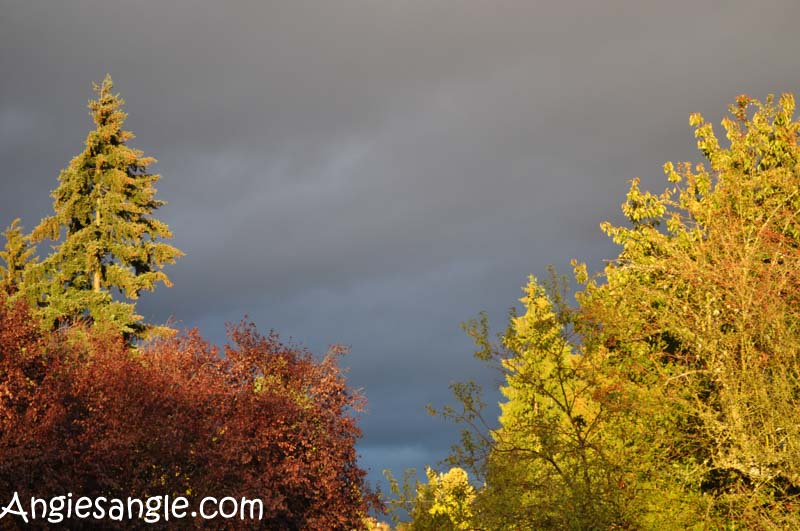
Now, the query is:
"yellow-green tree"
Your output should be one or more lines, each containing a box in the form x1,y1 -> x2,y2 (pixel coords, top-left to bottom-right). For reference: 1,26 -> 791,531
421,467 -> 475,530
582,93 -> 800,525
28,75 -> 182,339
475,278 -> 633,528
444,93 -> 800,528
384,467 -> 476,530
455,275 -> 691,529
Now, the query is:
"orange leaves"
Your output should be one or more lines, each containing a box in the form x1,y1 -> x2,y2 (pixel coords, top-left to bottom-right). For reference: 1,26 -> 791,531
0,299 -> 376,528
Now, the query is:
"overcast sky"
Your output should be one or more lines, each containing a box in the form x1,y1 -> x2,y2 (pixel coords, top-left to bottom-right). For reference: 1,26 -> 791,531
3,0 -> 800,492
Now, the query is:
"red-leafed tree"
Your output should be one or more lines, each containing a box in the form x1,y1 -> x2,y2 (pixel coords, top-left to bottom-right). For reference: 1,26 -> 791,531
0,296 -> 378,529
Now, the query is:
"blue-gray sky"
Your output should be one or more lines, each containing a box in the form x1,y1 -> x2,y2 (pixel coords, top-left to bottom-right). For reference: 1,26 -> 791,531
3,0 -> 800,493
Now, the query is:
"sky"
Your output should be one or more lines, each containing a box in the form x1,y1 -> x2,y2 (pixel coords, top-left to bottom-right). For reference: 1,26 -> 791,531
3,0 -> 800,493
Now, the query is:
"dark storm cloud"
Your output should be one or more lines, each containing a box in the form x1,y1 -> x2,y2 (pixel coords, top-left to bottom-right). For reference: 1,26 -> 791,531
4,0 -> 800,489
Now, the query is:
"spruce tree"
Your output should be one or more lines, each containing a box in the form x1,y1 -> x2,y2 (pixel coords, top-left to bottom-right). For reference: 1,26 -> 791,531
0,218 -> 35,294
30,75 -> 183,338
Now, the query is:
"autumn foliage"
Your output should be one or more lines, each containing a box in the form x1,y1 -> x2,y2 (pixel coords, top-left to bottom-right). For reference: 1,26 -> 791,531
421,94 -> 800,529
0,295 -> 376,529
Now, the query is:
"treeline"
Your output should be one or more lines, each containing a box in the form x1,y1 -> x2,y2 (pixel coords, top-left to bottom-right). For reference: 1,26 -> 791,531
0,77 -> 377,529
7,77 -> 800,530
390,95 -> 800,529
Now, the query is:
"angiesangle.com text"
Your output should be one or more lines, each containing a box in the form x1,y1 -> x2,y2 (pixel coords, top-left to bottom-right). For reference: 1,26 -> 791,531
0,492 -> 265,524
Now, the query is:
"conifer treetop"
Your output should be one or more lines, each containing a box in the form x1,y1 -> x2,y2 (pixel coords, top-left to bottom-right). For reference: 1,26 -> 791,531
0,219 -> 36,294
28,75 -> 183,339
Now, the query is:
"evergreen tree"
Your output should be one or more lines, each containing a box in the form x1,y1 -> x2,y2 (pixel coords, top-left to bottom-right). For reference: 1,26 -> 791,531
29,75 -> 183,338
0,218 -> 35,294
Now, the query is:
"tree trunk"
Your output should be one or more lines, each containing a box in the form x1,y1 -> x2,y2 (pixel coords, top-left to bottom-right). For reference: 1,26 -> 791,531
93,202 -> 101,292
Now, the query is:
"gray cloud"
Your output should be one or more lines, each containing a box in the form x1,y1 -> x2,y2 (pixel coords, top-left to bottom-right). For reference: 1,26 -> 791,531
4,0 -> 800,491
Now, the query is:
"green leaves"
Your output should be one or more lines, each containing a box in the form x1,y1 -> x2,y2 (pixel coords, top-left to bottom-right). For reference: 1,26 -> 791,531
438,93 -> 800,528
383,467 -> 476,530
584,93 -> 800,525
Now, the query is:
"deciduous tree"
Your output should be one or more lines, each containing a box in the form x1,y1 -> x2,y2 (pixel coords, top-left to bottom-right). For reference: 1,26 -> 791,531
0,296 -> 377,529
440,93 -> 800,528
384,467 -> 475,530
582,93 -> 800,525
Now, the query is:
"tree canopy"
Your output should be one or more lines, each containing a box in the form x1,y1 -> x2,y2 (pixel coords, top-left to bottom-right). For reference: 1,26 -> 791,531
431,93 -> 800,528
0,295 -> 377,529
